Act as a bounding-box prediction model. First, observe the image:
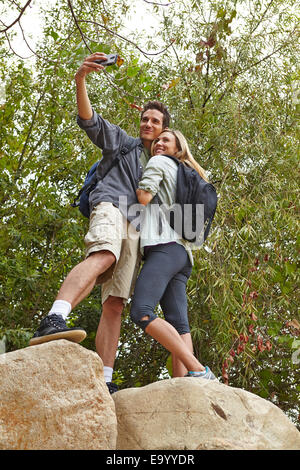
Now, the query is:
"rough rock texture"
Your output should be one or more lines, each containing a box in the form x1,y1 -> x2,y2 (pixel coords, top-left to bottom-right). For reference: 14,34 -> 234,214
0,340 -> 117,450
113,377 -> 300,450
2,341 -> 299,450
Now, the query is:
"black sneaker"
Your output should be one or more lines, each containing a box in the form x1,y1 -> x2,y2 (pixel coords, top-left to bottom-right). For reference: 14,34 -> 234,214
29,314 -> 87,346
106,382 -> 118,394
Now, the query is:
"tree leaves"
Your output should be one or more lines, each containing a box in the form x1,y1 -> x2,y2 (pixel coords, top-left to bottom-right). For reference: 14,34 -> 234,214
162,77 -> 180,90
0,0 -> 299,428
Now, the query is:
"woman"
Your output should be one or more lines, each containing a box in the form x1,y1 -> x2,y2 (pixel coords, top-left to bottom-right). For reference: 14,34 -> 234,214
130,129 -> 216,380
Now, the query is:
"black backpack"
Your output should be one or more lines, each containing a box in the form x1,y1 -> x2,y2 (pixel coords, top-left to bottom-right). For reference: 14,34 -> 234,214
71,140 -> 140,218
158,155 -> 218,245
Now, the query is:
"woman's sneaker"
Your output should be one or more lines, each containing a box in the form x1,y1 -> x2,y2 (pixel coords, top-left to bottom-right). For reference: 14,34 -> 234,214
29,314 -> 87,346
185,366 -> 217,380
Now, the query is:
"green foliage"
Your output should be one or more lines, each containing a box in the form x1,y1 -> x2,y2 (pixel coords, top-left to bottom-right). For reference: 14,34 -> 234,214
1,0 -> 299,428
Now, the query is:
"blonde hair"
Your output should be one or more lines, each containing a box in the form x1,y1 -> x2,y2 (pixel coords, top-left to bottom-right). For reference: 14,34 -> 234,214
151,129 -> 209,182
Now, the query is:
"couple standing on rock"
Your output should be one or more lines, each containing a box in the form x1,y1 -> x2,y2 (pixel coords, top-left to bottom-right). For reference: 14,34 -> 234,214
29,52 -> 217,392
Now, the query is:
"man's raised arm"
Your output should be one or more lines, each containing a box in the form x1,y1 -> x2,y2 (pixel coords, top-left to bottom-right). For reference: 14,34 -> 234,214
74,52 -> 107,120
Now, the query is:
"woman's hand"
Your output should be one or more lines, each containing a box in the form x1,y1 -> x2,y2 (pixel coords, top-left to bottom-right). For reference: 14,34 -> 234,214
136,189 -> 153,206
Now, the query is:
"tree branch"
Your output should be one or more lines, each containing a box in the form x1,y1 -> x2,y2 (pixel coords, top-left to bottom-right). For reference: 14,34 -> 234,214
170,43 -> 194,110
202,49 -> 212,112
142,0 -> 175,5
18,16 -> 77,65
215,27 -> 297,105
4,30 -> 33,60
17,21 -> 41,59
0,0 -> 33,33
14,92 -> 45,183
78,19 -> 175,58
250,0 -> 276,36
101,68 -> 143,101
66,0 -> 93,53
66,0 -> 173,101
68,0 -> 174,59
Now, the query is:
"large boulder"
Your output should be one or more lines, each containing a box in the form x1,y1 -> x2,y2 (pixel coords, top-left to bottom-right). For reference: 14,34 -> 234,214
1,340 -> 299,451
0,340 -> 117,450
113,377 -> 300,450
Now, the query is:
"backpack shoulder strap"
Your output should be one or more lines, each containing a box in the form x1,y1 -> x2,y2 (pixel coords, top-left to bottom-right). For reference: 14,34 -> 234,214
103,137 -> 141,177
121,137 -> 142,156
159,154 -> 180,165
71,138 -> 141,208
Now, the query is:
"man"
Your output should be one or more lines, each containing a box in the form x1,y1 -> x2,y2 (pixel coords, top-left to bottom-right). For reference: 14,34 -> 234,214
29,52 -> 170,394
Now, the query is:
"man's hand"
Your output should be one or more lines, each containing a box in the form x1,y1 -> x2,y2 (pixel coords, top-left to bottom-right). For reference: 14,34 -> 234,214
75,52 -> 108,120
75,52 -> 107,81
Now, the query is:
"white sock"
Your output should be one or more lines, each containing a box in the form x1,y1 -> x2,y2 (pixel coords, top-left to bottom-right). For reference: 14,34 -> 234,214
103,366 -> 113,383
48,300 -> 72,320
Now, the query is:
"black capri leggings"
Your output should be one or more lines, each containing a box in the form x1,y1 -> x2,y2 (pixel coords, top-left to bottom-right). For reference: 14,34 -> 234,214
130,242 -> 192,335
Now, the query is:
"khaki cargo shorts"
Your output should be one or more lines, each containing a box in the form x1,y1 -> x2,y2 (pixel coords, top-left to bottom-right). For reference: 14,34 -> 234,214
84,202 -> 141,305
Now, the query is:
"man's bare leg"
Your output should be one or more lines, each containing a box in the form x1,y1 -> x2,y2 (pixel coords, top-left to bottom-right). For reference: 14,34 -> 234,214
56,251 -> 116,308
29,251 -> 116,346
95,295 -> 124,368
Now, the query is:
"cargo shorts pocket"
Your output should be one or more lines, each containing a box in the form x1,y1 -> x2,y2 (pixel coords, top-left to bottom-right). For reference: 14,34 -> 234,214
84,203 -> 123,246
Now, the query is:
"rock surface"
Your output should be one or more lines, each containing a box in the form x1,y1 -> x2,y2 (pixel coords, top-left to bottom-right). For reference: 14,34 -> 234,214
0,340 -> 117,450
1,340 -> 299,450
113,377 -> 300,450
